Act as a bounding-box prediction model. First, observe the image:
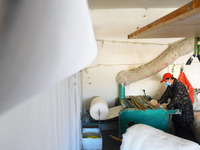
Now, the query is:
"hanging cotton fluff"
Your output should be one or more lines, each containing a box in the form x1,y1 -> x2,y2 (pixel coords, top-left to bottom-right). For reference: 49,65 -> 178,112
117,37 -> 194,85
121,124 -> 200,150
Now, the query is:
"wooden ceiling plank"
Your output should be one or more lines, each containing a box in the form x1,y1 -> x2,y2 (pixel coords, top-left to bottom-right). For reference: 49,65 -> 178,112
128,0 -> 200,39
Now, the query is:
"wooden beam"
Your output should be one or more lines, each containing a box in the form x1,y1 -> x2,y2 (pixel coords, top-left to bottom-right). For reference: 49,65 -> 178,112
128,0 -> 200,39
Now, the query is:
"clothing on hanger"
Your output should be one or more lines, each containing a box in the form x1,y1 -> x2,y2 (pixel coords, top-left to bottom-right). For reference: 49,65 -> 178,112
178,71 -> 194,103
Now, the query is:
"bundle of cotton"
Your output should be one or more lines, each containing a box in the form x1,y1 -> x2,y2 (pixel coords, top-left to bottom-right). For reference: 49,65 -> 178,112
117,38 -> 194,85
121,124 -> 200,150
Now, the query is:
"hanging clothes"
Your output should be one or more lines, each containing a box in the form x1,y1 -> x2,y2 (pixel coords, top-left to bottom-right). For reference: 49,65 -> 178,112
178,71 -> 194,103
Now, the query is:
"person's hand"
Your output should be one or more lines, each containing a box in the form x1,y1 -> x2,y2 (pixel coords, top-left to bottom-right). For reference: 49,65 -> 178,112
157,103 -> 160,107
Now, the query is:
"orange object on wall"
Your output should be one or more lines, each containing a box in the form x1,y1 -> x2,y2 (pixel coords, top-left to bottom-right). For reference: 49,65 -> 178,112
178,71 -> 194,103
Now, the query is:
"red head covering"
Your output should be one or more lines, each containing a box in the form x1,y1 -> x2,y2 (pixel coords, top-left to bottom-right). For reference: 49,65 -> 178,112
160,73 -> 173,83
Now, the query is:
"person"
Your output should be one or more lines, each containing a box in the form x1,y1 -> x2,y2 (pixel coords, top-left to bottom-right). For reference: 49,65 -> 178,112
158,73 -> 197,142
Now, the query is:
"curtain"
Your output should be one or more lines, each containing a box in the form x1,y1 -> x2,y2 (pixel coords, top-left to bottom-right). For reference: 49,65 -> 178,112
53,72 -> 82,150
0,72 -> 82,150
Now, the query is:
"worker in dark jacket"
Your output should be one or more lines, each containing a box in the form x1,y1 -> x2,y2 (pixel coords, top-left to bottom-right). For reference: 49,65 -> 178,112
158,73 -> 196,142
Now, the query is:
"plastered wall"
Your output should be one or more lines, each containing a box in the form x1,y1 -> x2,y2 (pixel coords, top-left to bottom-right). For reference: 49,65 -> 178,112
83,40 -> 168,111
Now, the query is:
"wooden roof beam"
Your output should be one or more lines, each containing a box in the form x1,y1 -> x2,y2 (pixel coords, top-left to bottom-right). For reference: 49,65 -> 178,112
128,0 -> 200,39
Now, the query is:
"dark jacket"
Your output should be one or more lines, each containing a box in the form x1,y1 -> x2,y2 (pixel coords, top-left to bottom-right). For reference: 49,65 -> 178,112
159,78 -> 194,124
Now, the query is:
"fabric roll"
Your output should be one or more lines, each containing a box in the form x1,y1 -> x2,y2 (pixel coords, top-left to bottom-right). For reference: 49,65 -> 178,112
90,97 -> 109,120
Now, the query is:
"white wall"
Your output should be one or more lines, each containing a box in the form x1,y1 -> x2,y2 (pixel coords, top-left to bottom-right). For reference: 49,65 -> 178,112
90,8 -> 178,41
0,73 -> 82,150
82,40 -> 168,110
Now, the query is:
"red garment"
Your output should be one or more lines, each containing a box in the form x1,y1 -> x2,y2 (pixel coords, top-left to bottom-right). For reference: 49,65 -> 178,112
178,71 -> 194,103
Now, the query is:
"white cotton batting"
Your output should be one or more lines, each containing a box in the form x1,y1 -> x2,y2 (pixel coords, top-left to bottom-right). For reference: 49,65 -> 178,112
121,124 -> 200,150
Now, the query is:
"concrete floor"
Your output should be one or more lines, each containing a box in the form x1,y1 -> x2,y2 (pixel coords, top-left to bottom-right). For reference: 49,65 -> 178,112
101,130 -> 121,150
82,116 -> 121,150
